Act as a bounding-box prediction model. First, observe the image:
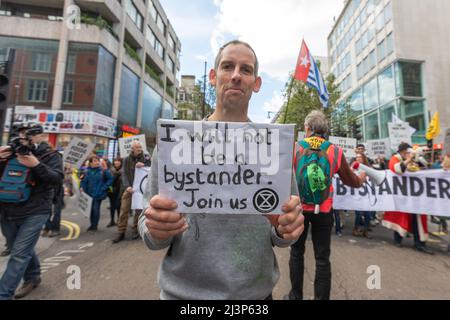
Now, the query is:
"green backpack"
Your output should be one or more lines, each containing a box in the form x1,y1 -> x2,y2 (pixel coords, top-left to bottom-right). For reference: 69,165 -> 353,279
296,140 -> 332,212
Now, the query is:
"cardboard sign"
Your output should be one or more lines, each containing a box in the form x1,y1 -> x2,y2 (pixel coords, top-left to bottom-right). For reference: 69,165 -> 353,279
118,134 -> 148,157
388,122 -> 412,151
444,128 -> 450,156
157,120 -> 295,214
131,167 -> 151,210
63,137 -> 95,168
329,136 -> 357,159
77,191 -> 93,218
366,138 -> 391,159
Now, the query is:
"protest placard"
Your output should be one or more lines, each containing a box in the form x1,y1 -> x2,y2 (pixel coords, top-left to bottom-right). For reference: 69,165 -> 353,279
157,120 -> 295,214
444,128 -> 450,155
388,122 -> 412,151
77,191 -> 93,218
297,131 -> 306,141
131,167 -> 151,210
329,136 -> 357,159
366,138 -> 391,159
63,137 -> 95,168
118,134 -> 147,156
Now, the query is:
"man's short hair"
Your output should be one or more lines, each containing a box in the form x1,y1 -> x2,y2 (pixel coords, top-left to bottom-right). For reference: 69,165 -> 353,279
304,110 -> 329,136
397,142 -> 412,153
214,40 -> 259,77
357,144 -> 366,149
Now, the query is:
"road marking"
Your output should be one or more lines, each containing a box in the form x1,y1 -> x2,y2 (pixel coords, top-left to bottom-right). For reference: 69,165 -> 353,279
60,220 -> 80,241
41,242 -> 94,273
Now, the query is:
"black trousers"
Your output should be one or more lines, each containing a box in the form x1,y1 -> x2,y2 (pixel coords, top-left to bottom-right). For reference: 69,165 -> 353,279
288,211 -> 334,300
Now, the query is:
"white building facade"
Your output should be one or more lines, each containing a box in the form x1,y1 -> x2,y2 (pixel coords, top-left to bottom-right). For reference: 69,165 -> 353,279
328,0 -> 450,145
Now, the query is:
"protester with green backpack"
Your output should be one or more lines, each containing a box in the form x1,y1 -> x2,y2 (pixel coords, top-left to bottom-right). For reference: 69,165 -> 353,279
287,110 -> 366,300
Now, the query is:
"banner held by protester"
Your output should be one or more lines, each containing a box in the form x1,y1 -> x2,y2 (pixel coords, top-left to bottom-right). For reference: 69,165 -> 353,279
333,169 -> 450,217
131,166 -> 151,210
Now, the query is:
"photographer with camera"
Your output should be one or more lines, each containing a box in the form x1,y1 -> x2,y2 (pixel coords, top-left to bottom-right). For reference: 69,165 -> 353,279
0,124 -> 63,300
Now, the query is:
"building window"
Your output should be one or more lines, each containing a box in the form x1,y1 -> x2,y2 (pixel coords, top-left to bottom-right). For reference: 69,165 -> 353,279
155,38 -> 164,59
149,1 -> 157,21
363,76 -> 378,111
168,35 -> 175,53
369,50 -> 376,70
378,65 -> 396,105
165,56 -> 174,73
398,61 -> 422,97
156,14 -> 165,34
350,89 -> 364,116
66,54 -> 76,74
27,79 -> 48,102
384,1 -> 393,23
63,81 -> 74,104
380,103 -> 396,138
386,32 -> 394,54
125,0 -> 143,31
31,52 -> 52,72
377,40 -> 386,62
399,99 -> 426,144
146,26 -> 156,47
365,110 -> 380,140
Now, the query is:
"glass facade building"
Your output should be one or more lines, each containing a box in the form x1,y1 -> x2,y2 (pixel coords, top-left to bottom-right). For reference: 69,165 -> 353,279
328,0 -> 434,145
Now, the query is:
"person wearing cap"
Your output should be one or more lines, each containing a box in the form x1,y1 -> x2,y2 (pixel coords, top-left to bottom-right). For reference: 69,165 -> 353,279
382,142 -> 433,255
0,124 -> 64,299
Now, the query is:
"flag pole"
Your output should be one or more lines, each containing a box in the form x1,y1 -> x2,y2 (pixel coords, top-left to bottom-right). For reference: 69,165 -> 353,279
282,75 -> 295,124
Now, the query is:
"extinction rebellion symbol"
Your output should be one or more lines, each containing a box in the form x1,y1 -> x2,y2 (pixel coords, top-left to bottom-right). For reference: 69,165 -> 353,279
253,188 -> 279,213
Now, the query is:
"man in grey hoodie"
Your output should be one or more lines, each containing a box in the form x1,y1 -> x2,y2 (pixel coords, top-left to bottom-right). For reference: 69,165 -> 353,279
138,40 -> 304,300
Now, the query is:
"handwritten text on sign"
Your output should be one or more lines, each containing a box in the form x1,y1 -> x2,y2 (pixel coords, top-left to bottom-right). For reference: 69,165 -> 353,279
131,167 -> 151,210
118,134 -> 148,157
329,136 -> 356,159
63,137 -> 95,168
157,120 -> 295,214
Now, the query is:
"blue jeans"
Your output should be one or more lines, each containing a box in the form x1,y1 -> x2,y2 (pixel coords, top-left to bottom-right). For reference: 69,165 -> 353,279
0,213 -> 49,300
45,201 -> 63,231
333,210 -> 341,233
354,211 -> 371,231
90,199 -> 103,229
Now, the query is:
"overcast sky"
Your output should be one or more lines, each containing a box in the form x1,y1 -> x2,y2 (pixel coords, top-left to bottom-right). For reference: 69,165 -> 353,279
159,0 -> 345,122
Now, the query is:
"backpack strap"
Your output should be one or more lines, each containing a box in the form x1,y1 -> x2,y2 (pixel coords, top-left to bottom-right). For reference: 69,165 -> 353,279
319,141 -> 331,151
37,150 -> 59,161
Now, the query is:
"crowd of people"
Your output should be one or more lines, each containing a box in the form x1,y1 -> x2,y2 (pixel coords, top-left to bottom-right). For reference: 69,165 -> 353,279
333,142 -> 450,255
0,131 -> 151,299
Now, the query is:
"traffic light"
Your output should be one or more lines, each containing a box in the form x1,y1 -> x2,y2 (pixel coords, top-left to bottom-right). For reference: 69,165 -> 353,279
352,122 -> 362,140
0,67 -> 9,111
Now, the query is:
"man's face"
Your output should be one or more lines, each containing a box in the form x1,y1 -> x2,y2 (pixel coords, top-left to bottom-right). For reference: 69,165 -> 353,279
356,146 -> 365,154
399,150 -> 410,160
209,44 -> 262,111
131,143 -> 142,156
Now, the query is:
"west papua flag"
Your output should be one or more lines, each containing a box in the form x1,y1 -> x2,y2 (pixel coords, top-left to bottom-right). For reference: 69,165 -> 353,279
294,40 -> 329,108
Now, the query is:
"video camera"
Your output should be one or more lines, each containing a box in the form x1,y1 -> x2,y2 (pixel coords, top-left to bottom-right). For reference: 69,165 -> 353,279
7,123 -> 44,156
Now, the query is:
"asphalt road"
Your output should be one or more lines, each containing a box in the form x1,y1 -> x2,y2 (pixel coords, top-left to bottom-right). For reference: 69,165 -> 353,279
1,204 -> 449,300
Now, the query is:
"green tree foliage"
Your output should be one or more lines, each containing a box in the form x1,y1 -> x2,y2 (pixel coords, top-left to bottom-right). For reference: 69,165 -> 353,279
277,72 -> 340,135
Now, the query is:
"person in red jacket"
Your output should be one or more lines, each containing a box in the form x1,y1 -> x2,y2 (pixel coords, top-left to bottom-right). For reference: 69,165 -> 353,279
382,142 -> 434,255
287,110 -> 366,300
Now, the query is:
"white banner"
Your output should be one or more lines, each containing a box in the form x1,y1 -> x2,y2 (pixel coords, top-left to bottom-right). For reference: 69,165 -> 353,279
297,131 -> 306,141
329,136 -> 357,159
131,167 -> 151,210
77,191 -> 93,218
388,122 -> 412,151
157,120 -> 295,214
366,138 -> 391,159
118,134 -> 148,157
332,169 -> 450,217
63,137 -> 95,168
